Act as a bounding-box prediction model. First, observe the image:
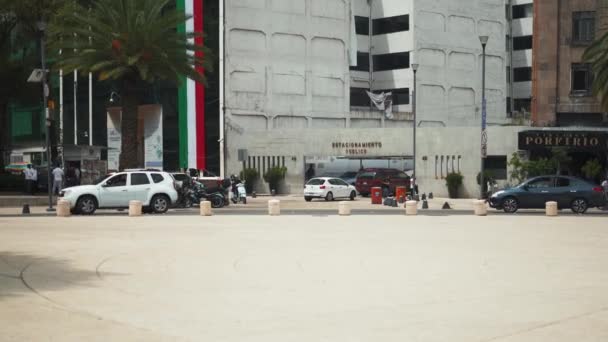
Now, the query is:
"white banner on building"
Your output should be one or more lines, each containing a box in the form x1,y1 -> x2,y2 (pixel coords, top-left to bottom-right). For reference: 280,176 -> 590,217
142,105 -> 164,170
366,91 -> 394,119
106,108 -> 121,172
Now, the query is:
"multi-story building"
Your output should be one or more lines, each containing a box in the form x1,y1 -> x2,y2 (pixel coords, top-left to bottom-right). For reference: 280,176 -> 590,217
528,0 -> 608,177
223,0 -> 524,196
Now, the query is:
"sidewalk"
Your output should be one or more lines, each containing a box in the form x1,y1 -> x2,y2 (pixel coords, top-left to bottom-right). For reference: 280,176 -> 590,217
0,194 -> 477,215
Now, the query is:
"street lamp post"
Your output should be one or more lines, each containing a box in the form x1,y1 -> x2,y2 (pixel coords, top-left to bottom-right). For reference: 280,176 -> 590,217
411,63 -> 419,198
38,21 -> 54,211
479,35 -> 489,200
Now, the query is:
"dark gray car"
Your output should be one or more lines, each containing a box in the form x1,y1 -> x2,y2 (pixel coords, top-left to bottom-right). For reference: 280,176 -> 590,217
488,176 -> 606,214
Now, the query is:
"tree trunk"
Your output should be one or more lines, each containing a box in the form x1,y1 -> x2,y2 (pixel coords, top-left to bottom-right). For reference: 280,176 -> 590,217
119,85 -> 141,170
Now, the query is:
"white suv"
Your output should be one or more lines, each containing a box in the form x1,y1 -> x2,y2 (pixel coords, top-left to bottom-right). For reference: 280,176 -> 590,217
59,170 -> 179,215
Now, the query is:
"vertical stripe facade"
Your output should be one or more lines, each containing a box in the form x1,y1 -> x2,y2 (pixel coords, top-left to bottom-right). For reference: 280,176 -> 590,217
178,0 -> 206,170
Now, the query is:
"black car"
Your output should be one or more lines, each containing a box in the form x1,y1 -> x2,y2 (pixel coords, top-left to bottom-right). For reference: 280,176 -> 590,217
489,176 -> 606,214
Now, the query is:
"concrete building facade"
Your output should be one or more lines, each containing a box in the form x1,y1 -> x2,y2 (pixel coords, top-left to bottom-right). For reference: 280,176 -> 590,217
223,0 -> 522,197
532,0 -> 608,127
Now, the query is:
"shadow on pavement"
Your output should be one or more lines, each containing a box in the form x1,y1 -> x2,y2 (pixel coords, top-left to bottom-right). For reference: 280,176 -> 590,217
0,252 -> 124,300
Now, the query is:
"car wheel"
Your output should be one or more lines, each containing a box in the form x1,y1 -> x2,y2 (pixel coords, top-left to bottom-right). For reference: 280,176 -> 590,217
151,195 -> 170,214
76,195 -> 97,215
571,198 -> 588,214
210,195 -> 225,208
305,196 -> 312,202
501,197 -> 518,214
349,191 -> 356,201
325,192 -> 334,201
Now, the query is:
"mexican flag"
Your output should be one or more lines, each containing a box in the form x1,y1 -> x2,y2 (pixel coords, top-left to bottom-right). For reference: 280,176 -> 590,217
177,0 -> 206,171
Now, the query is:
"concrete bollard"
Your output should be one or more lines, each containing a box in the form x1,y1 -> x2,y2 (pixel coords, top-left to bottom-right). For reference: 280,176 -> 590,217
405,200 -> 418,216
56,199 -> 71,217
546,201 -> 558,216
473,200 -> 487,216
200,201 -> 212,216
129,200 -> 143,217
338,201 -> 351,216
268,199 -> 280,216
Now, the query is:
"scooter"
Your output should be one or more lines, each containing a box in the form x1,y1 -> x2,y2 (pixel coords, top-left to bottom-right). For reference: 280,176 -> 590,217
231,180 -> 247,204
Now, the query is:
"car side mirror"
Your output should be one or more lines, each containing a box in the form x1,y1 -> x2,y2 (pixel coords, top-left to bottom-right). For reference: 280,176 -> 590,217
101,183 -> 109,188
522,185 -> 529,191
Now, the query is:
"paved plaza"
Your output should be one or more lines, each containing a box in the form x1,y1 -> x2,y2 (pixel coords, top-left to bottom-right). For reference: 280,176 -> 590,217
1,214 -> 608,341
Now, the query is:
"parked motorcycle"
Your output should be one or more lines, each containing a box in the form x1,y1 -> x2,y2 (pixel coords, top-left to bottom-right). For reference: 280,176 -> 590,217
189,181 -> 226,208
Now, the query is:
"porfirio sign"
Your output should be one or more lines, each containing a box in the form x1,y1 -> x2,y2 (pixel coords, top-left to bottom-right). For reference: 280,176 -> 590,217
518,131 -> 607,150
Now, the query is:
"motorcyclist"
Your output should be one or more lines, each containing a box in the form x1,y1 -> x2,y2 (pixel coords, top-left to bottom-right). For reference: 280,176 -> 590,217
230,175 -> 242,203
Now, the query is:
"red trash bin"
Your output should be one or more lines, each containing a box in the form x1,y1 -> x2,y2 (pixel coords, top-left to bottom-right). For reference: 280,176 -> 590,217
371,187 -> 382,205
395,186 -> 407,203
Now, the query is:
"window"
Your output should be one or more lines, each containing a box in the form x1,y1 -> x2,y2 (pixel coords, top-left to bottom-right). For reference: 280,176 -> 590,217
527,177 -> 553,189
556,177 -> 570,187
306,178 -> 325,185
130,173 -> 150,186
105,174 -> 127,187
373,52 -> 409,72
506,67 -> 511,83
350,88 -> 370,107
506,97 -> 511,114
350,52 -> 370,72
571,63 -> 593,95
355,16 -> 369,35
330,179 -> 348,186
513,98 -> 531,113
374,88 -> 409,105
483,156 -> 507,180
506,35 -> 510,51
151,173 -> 164,183
573,11 -> 595,44
358,172 -> 376,180
372,15 -> 409,35
512,4 -> 533,19
395,172 -> 410,180
513,67 -> 532,82
513,35 -> 532,50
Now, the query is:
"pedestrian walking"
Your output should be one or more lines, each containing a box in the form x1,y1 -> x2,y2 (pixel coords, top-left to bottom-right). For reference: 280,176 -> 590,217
52,165 -> 65,195
74,167 -> 81,185
602,178 -> 608,210
305,164 -> 315,181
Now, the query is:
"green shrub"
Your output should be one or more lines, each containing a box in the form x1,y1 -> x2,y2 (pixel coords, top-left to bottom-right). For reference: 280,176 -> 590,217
263,166 -> 287,194
582,159 -> 602,182
239,168 -> 259,194
445,172 -> 463,199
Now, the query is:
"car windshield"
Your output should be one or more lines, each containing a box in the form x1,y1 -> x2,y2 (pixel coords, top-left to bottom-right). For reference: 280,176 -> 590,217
358,172 -> 376,179
94,174 -> 113,185
340,172 -> 357,178
307,179 -> 325,185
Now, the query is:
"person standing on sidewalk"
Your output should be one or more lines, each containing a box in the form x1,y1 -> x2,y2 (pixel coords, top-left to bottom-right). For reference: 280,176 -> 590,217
52,164 -> 65,195
23,164 -> 34,195
30,165 -> 38,195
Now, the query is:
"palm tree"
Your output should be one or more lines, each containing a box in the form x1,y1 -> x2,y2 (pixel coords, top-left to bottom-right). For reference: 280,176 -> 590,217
49,0 -> 210,169
584,32 -> 608,110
